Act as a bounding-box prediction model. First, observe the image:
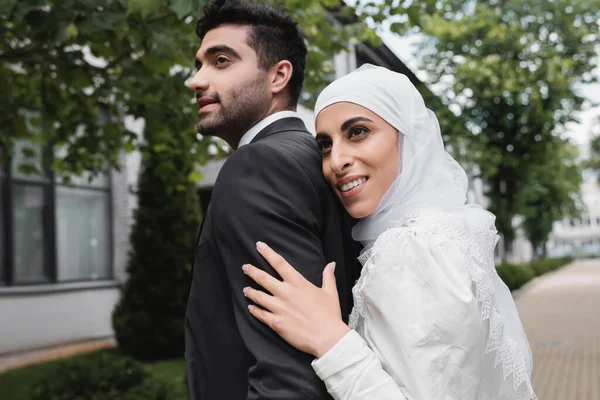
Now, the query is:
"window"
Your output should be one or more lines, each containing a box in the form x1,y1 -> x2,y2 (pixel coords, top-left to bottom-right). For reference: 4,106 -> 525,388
1,140 -> 112,286
10,140 -> 51,284
0,171 -> 5,285
55,184 -> 111,281
13,184 -> 48,283
583,216 -> 591,226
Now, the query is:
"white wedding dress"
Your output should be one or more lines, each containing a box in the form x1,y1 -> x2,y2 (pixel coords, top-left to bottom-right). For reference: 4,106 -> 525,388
310,64 -> 536,400
311,213 -> 536,400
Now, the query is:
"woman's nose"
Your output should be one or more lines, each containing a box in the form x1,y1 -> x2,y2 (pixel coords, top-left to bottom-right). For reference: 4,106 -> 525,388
329,145 -> 353,174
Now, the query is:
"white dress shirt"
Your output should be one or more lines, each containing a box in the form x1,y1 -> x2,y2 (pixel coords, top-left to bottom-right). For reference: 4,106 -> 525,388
238,111 -> 300,148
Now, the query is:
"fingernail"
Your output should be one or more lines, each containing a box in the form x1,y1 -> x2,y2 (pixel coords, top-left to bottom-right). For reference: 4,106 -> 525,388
329,262 -> 336,272
242,264 -> 250,273
248,305 -> 255,312
243,287 -> 249,296
256,241 -> 266,250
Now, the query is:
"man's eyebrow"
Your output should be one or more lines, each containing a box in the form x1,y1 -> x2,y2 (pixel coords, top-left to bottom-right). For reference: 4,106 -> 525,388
315,132 -> 330,140
195,45 -> 241,69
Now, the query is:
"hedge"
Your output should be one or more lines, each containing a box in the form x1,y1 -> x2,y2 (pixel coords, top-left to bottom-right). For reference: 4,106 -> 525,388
496,257 -> 573,291
31,350 -> 171,400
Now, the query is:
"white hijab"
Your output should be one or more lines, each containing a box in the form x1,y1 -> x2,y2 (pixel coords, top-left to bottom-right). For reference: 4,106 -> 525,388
314,64 -> 496,247
314,65 -> 536,399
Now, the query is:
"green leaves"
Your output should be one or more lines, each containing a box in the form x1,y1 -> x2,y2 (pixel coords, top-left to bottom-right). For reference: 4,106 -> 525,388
1,0 -> 199,179
411,0 -> 598,256
84,12 -> 127,31
585,116 -> 600,181
169,0 -> 206,19
127,0 -> 205,19
128,0 -> 165,19
65,22 -> 78,38
519,140 -> 583,252
17,163 -> 40,176
0,0 -> 17,17
2,0 -> 387,179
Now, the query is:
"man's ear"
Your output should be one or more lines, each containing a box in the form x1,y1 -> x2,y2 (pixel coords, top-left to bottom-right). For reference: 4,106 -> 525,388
269,60 -> 293,96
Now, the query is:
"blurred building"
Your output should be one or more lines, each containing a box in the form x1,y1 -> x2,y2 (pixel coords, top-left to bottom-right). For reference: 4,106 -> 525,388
0,141 -> 129,355
547,144 -> 600,258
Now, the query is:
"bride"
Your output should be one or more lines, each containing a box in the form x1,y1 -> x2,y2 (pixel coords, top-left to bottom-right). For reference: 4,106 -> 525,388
241,65 -> 537,399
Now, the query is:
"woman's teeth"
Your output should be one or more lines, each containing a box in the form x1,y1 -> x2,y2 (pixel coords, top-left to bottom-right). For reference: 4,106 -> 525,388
340,177 -> 367,192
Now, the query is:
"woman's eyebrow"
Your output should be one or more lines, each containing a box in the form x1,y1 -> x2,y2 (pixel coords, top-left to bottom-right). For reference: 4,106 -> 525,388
340,116 -> 373,132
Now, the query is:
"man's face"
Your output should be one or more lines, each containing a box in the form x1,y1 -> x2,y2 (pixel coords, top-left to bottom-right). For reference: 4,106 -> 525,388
189,25 -> 271,146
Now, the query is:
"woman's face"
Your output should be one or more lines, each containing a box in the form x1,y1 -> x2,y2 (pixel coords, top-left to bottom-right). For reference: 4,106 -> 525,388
315,102 -> 400,218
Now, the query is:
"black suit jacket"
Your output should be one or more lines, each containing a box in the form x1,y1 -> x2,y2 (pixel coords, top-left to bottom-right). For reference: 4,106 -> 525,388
185,117 -> 361,400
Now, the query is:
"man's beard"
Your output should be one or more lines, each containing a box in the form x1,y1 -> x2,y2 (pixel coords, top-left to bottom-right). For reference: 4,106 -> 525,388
196,73 -> 270,142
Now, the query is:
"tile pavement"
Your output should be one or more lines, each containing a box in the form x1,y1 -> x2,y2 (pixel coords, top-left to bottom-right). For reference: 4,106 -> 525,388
515,259 -> 600,399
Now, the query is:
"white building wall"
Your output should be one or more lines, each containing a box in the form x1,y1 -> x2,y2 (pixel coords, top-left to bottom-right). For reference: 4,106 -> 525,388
0,143 -> 131,355
0,286 -> 120,354
547,153 -> 600,258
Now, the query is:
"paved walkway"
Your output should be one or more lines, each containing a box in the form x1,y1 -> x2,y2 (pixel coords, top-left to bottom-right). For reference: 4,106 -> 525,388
515,259 -> 600,399
0,337 -> 116,373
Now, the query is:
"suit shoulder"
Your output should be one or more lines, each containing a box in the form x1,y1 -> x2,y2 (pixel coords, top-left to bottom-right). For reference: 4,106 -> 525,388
260,131 -> 323,174
264,130 -> 321,157
220,132 -> 321,178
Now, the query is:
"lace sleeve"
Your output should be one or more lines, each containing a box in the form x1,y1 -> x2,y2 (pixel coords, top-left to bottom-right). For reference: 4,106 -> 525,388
350,213 -> 537,400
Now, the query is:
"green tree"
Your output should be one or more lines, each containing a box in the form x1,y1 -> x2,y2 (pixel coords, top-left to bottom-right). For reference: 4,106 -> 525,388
585,115 -> 600,181
111,71 -> 203,361
1,0 -> 387,176
411,0 -> 599,257
519,139 -> 583,257
1,0 -> 201,177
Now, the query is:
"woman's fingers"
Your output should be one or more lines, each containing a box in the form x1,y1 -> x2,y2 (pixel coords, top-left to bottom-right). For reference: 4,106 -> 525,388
321,262 -> 337,294
243,263 -> 282,294
256,242 -> 301,282
248,305 -> 277,329
243,286 -> 279,313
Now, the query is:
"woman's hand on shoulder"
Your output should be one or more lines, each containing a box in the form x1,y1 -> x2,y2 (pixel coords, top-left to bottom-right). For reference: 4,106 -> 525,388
242,241 -> 350,358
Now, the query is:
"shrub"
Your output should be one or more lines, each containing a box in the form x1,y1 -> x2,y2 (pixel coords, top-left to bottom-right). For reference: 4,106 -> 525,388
112,77 -> 203,361
496,257 -> 574,291
496,263 -> 535,291
31,351 -> 169,400
528,256 -> 573,276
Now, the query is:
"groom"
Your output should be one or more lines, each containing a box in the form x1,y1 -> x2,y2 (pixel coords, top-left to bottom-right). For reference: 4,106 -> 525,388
184,0 -> 360,399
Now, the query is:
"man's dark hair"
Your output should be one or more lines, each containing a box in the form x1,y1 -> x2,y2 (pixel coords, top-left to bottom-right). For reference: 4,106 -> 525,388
196,0 -> 307,106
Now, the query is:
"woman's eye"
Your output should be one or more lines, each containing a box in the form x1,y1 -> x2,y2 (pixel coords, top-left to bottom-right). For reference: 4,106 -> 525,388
317,140 -> 332,154
349,126 -> 369,137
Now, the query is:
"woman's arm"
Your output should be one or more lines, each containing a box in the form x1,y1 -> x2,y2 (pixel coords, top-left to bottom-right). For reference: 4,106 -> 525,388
336,231 -> 487,400
242,242 -> 409,399
243,235 -> 488,400
311,329 -> 409,400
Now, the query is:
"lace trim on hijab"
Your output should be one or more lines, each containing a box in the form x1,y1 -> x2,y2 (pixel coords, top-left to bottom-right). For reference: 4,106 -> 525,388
349,213 -> 537,400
